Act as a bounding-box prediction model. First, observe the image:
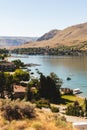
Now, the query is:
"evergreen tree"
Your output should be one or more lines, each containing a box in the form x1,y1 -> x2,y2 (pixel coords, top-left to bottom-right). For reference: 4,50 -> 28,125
84,98 -> 87,112
0,72 -> 5,98
4,72 -> 13,96
39,73 -> 62,102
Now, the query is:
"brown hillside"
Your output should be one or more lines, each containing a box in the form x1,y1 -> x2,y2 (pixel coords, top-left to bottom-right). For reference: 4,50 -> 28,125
12,22 -> 87,49
37,29 -> 60,41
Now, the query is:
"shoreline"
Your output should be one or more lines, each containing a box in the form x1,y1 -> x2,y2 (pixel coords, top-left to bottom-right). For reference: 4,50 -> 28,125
76,94 -> 86,99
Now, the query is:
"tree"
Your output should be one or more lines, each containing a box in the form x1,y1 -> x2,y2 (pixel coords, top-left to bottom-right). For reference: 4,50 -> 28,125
83,98 -> 87,117
12,59 -> 24,69
66,101 -> 83,117
0,72 -> 14,98
39,74 -> 50,99
30,78 -> 40,89
26,78 -> 40,101
50,72 -> 63,89
39,73 -> 62,102
0,72 -> 5,98
47,76 -> 61,100
13,69 -> 30,84
84,98 -> 87,112
4,72 -> 13,96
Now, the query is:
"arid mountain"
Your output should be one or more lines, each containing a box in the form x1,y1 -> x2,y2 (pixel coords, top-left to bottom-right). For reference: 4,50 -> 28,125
37,29 -> 59,41
18,22 -> 87,50
0,36 -> 37,47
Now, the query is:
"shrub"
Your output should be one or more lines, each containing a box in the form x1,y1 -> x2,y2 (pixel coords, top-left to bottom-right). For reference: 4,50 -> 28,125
32,122 -> 43,130
55,116 -> 67,127
0,99 -> 35,121
66,103 -> 83,117
51,106 -> 59,113
60,116 -> 66,122
36,99 -> 50,109
20,82 -> 27,87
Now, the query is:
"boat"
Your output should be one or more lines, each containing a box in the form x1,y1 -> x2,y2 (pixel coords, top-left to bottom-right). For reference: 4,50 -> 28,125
73,88 -> 81,94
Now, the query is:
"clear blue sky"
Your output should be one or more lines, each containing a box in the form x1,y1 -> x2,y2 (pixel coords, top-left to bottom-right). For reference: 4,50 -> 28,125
0,0 -> 87,37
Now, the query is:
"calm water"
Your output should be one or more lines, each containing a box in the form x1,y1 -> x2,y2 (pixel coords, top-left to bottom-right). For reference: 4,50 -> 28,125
8,55 -> 87,97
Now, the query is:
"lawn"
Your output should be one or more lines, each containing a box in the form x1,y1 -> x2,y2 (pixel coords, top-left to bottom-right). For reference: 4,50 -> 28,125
61,95 -> 84,105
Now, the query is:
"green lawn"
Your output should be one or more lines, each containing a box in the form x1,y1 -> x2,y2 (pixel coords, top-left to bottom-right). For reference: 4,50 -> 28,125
61,95 -> 84,105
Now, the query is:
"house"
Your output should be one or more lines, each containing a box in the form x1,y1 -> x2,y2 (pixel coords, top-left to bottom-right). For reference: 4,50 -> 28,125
0,60 -> 16,71
13,85 -> 37,99
13,85 -> 26,99
60,88 -> 73,95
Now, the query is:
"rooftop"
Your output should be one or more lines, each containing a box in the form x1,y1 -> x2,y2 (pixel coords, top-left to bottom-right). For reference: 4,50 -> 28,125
13,85 -> 26,93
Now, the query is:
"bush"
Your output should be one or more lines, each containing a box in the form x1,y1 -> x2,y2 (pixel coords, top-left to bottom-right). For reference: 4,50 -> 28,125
51,106 -> 59,113
36,99 -> 50,109
55,116 -> 67,127
20,82 -> 27,87
32,122 -> 43,130
60,116 -> 66,122
0,99 -> 35,121
66,103 -> 83,117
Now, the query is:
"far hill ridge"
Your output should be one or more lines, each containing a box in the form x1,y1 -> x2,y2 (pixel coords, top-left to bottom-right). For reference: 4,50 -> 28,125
37,29 -> 60,41
17,22 -> 87,50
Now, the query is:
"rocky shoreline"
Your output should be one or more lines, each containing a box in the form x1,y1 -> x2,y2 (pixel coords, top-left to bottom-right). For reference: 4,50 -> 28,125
24,63 -> 40,67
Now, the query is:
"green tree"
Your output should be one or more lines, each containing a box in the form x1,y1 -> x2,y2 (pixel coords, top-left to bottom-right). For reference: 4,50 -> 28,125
13,69 -> 30,84
0,72 -> 5,98
26,78 -> 39,101
4,72 -> 13,96
0,72 -> 14,98
39,73 -> 62,102
12,59 -> 24,69
84,98 -> 87,112
50,72 -> 62,89
66,101 -> 83,117
30,78 -> 40,88
39,74 -> 47,98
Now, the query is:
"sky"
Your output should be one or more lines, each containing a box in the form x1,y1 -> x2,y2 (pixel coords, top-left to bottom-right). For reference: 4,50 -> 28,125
0,0 -> 87,37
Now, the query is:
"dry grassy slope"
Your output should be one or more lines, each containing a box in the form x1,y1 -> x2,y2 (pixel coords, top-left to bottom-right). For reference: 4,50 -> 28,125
52,22 -> 87,45
37,29 -> 60,41
17,22 -> 87,49
0,108 -> 73,130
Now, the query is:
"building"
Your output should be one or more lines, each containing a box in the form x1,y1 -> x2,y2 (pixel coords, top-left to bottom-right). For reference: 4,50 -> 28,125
0,60 -> 16,71
13,85 -> 26,99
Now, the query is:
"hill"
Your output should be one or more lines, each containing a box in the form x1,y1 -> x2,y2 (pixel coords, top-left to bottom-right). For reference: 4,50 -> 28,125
37,29 -> 59,41
18,22 -> 87,50
0,36 -> 37,47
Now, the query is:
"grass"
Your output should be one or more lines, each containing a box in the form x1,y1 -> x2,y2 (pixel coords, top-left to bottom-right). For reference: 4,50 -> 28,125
0,110 -> 73,130
61,95 -> 84,105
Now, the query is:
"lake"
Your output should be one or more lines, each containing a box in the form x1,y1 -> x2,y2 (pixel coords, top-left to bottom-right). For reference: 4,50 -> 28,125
8,55 -> 87,97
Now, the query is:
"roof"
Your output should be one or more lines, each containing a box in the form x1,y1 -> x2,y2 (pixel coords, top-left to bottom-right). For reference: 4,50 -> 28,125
13,85 -> 26,93
0,61 -> 15,66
